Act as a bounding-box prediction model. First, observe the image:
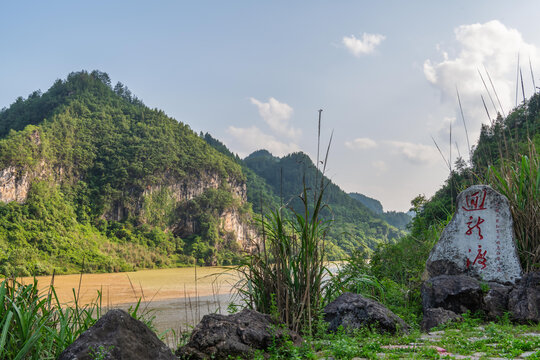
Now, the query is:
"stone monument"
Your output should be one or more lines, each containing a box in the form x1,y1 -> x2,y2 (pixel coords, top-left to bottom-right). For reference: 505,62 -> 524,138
426,185 -> 522,284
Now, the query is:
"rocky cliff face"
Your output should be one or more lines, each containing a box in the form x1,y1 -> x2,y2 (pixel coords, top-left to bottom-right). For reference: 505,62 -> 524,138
0,166 -> 31,203
0,163 -> 257,249
141,171 -> 247,204
137,171 -> 257,249
0,162 -> 66,204
221,208 -> 258,250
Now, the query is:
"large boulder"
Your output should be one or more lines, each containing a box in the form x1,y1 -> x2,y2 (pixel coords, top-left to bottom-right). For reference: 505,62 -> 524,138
421,308 -> 462,332
483,282 -> 512,320
426,185 -> 522,284
508,271 -> 540,323
176,309 -> 302,360
58,309 -> 176,360
323,292 -> 409,334
422,275 -> 484,314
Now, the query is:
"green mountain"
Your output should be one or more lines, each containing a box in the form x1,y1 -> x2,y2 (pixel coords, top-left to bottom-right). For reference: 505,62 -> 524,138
349,192 -> 412,230
0,70 -> 255,276
202,134 -> 405,258
241,150 -> 404,258
349,192 -> 383,214
0,70 -> 406,276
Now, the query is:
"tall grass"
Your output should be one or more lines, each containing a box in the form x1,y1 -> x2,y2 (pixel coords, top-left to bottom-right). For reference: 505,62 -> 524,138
235,121 -> 332,336
0,278 -> 102,359
0,276 -> 157,359
486,141 -> 539,272
235,181 -> 331,335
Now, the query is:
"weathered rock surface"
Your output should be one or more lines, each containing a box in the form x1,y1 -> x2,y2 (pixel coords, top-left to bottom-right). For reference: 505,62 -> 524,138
421,185 -> 530,330
421,308 -> 462,331
176,309 -> 302,360
58,309 -> 176,360
0,166 -> 31,203
509,271 -> 540,323
484,282 -> 512,320
323,292 -> 410,334
422,275 -> 484,314
426,185 -> 522,284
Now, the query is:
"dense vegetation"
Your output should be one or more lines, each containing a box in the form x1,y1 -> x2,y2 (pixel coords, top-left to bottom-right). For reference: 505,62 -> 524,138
0,70 -> 248,276
203,134 -> 404,259
0,70 -> 403,276
349,192 -> 412,230
241,150 -> 403,259
338,92 -> 540,325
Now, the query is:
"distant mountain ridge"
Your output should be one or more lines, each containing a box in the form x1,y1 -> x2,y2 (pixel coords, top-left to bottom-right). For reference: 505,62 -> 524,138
349,192 -> 383,214
203,134 -> 404,259
349,192 -> 412,230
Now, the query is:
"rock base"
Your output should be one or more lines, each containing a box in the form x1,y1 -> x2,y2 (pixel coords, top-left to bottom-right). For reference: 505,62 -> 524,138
58,309 -> 176,360
323,292 -> 410,334
176,309 -> 302,360
422,272 -> 540,331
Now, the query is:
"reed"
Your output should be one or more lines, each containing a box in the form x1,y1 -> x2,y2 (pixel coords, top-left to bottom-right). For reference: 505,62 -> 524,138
234,115 -> 332,336
486,141 -> 539,272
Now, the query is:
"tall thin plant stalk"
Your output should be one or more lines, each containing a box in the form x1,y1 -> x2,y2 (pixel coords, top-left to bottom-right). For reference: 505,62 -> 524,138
234,114 -> 333,336
486,141 -> 539,272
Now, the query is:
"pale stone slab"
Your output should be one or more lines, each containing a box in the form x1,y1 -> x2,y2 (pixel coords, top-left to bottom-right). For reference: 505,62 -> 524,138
426,185 -> 522,284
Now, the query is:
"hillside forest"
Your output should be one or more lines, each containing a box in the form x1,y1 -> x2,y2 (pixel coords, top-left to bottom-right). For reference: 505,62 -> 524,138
0,71 -> 407,276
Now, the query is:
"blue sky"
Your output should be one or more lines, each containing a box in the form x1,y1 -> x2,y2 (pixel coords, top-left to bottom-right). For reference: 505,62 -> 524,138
2,1 -> 540,211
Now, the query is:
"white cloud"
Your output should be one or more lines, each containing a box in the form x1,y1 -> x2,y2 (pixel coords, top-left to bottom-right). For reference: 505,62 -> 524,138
345,137 -> 378,150
424,20 -> 540,148
343,33 -> 386,56
227,126 -> 300,157
386,140 -> 440,165
249,97 -> 300,139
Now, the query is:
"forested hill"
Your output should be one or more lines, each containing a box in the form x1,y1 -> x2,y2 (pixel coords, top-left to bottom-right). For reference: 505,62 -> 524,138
243,150 -> 404,257
0,70 -> 253,276
349,192 -> 412,230
201,136 -> 404,259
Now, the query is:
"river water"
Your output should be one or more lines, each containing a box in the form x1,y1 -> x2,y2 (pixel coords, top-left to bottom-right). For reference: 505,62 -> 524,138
21,266 -> 239,347
21,263 -> 342,348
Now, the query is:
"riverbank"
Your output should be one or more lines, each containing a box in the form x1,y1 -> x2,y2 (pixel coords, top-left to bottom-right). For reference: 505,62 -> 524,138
19,266 -> 238,306
17,266 -> 238,345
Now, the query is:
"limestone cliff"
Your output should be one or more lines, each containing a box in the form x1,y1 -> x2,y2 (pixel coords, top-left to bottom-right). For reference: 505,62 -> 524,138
0,161 -> 258,250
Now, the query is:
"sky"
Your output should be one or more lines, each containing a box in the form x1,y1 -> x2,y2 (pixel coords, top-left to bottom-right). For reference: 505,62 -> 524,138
2,1 -> 540,212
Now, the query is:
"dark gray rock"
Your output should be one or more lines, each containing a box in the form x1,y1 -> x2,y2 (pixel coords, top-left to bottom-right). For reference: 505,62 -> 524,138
323,292 -> 410,334
483,282 -> 512,320
421,308 -> 462,331
422,275 -> 483,314
176,309 -> 302,360
509,271 -> 540,323
58,309 -> 176,360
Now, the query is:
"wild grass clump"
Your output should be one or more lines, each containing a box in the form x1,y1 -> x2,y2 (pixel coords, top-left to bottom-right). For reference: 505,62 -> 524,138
0,278 -> 101,359
486,141 -> 539,271
235,182 -> 331,335
235,117 -> 332,336
0,277 -> 154,359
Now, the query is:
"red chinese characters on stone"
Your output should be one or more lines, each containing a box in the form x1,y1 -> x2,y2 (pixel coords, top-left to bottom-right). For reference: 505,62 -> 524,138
466,245 -> 488,270
466,216 -> 485,240
462,189 -> 487,212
